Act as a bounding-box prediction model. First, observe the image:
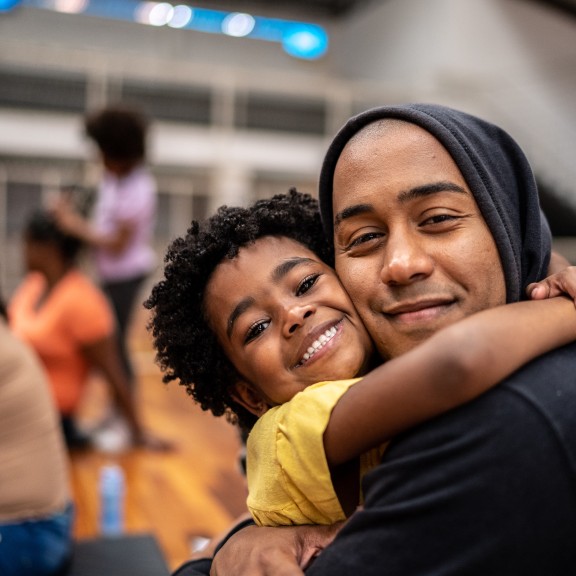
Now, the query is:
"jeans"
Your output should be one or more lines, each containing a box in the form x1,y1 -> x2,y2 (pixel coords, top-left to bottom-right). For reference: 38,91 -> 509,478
0,503 -> 73,576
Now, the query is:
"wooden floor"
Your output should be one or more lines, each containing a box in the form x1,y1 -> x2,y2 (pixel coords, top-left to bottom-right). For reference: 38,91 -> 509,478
70,308 -> 248,572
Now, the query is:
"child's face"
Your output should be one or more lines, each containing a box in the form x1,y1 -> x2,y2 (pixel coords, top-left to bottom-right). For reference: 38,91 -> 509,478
204,236 -> 374,412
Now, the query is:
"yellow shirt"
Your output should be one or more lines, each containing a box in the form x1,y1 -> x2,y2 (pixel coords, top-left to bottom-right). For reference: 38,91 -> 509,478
246,379 -> 386,527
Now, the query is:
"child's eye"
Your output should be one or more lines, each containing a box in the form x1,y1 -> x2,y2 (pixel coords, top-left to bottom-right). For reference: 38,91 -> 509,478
245,320 -> 270,343
296,274 -> 320,296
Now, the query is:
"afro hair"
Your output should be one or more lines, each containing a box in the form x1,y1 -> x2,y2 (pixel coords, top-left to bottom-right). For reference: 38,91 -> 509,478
145,189 -> 333,430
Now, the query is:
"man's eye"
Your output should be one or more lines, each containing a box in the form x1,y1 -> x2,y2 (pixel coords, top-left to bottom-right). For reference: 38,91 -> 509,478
245,320 -> 270,343
421,214 -> 459,226
347,232 -> 383,250
296,274 -> 320,296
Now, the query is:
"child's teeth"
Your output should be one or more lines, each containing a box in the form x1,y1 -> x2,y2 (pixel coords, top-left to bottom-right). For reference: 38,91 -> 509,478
301,326 -> 338,364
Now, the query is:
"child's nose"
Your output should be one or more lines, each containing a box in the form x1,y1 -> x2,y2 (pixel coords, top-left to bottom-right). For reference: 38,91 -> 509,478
284,304 -> 314,336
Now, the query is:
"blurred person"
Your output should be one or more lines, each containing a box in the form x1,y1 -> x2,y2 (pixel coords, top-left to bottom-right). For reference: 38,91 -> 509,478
0,290 -> 73,576
9,209 -> 163,452
52,104 -> 157,399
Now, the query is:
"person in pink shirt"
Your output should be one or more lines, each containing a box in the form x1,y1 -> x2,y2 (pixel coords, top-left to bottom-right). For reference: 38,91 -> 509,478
53,105 -> 157,389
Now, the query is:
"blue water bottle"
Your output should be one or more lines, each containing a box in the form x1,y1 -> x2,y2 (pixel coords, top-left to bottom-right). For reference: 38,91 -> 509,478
99,464 -> 125,536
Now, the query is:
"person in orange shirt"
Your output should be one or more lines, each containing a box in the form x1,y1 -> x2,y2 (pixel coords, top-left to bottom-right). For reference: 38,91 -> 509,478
9,209 -> 160,450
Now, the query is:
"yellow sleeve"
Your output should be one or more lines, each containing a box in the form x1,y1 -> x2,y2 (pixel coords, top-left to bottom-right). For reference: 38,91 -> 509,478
246,379 -> 361,527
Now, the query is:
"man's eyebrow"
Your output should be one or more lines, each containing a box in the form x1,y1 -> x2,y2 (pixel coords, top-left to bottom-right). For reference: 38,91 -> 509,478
334,204 -> 373,230
226,257 -> 315,339
227,296 -> 255,340
397,181 -> 468,203
333,182 -> 467,230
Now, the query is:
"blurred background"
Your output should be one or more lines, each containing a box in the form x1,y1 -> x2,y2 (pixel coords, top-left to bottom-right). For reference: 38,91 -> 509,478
0,0 -> 575,570
0,0 -> 575,294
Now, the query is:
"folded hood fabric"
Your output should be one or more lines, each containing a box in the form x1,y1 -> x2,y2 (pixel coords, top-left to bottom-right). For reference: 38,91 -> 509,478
318,103 -> 551,303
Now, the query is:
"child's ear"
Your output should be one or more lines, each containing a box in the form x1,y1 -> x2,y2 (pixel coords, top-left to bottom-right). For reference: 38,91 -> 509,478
230,381 -> 269,417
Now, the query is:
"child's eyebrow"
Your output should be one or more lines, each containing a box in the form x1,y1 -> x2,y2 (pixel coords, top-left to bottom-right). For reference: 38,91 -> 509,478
271,257 -> 316,282
226,257 -> 316,340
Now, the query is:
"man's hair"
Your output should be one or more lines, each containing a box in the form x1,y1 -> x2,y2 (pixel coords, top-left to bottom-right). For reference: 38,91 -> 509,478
145,189 -> 332,430
84,105 -> 148,162
25,209 -> 83,264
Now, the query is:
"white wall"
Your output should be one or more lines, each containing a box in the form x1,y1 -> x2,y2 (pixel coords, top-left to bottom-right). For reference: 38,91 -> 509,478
0,0 -> 575,204
0,5 -> 343,208
331,0 -> 576,206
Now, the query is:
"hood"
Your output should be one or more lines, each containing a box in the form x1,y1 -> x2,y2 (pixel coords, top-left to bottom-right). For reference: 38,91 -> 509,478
318,103 -> 551,303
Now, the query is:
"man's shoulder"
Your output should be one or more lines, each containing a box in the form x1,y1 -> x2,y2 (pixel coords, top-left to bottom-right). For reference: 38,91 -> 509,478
444,340 -> 576,428
382,342 -> 576,475
500,341 -> 576,420
501,341 -> 576,467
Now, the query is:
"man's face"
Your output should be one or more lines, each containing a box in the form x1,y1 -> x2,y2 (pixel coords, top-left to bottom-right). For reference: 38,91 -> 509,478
332,122 -> 506,360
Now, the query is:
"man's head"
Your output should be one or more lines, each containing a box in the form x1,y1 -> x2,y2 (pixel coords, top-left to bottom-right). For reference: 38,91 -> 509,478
319,104 -> 551,359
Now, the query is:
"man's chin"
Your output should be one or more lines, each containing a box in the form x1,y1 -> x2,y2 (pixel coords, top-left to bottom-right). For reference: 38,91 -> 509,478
372,319 -> 455,359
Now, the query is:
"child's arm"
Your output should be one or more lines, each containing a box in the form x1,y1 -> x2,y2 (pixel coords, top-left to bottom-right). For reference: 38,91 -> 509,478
324,297 -> 576,466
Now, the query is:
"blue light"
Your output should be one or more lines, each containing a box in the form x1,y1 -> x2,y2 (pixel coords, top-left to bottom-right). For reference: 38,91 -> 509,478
0,0 -> 21,12
282,24 -> 328,60
221,12 -> 255,37
181,7 -> 227,34
167,4 -> 192,28
19,0 -> 329,60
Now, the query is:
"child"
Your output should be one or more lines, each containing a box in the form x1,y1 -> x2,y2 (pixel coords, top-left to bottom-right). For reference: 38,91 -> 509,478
146,189 -> 576,527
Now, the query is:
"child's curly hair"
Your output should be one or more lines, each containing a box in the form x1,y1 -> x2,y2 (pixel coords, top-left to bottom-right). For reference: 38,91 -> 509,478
145,189 -> 333,430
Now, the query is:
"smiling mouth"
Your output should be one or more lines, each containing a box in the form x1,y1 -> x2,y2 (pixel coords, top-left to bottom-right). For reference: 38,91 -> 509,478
299,325 -> 339,365
384,299 -> 456,323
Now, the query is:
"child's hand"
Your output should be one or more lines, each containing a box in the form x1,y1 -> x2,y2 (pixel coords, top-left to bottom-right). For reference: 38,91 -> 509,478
527,266 -> 576,305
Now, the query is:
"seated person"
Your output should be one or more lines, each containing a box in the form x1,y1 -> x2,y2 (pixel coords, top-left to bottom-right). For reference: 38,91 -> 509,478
9,209 -> 163,450
0,291 -> 73,576
146,190 -> 576,527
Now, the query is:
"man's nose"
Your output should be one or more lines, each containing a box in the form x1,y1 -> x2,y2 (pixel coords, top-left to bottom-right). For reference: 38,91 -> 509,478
379,231 -> 434,286
282,302 -> 314,336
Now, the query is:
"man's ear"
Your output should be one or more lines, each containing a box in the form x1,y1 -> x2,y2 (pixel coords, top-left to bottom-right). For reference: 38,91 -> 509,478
229,381 -> 269,417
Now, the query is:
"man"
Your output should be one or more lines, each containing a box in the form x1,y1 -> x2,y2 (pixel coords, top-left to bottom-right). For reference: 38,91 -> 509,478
306,104 -> 576,575
182,104 -> 576,575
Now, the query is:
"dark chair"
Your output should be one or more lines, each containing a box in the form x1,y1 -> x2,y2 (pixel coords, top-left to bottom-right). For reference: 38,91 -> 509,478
65,533 -> 170,576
